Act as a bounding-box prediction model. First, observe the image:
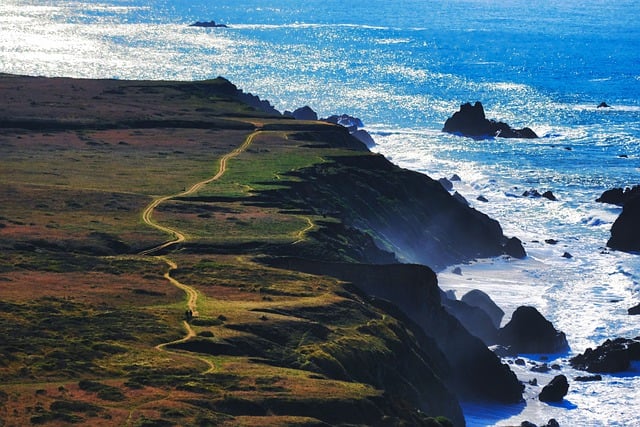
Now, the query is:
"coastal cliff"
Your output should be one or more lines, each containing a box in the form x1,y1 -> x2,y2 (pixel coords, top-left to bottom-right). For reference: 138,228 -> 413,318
0,74 -> 523,426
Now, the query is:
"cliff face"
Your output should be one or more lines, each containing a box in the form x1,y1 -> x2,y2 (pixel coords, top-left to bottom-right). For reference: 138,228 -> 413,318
254,151 -> 511,270
262,257 -> 524,404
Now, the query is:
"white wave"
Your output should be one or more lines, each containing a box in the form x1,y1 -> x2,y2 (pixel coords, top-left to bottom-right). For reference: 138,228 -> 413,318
230,22 -> 389,30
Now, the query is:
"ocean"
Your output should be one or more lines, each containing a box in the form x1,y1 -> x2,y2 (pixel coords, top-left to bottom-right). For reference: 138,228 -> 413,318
1,0 -> 639,425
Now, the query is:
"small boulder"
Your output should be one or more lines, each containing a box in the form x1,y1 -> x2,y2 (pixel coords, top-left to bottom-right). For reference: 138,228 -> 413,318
504,237 -> 526,259
477,195 -> 489,203
597,101 -> 611,108
450,174 -> 462,181
523,189 -> 541,198
498,306 -> 569,354
538,375 -> 569,403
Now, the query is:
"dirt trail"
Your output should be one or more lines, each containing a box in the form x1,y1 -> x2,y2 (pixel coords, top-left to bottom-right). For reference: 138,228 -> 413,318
126,130 -> 260,426
138,130 -> 261,313
139,130 -> 261,256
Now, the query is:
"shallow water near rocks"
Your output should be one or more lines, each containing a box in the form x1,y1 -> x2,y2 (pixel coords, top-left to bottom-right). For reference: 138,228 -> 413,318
1,0 -> 639,425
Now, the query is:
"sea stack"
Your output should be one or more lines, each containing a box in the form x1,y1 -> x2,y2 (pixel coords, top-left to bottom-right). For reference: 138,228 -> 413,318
443,101 -> 538,139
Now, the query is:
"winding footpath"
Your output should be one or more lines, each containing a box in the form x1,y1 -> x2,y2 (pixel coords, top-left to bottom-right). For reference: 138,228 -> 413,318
125,128 -> 323,424
137,131 -> 261,365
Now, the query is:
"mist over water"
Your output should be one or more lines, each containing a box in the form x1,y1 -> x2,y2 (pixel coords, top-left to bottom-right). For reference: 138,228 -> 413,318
1,0 -> 639,425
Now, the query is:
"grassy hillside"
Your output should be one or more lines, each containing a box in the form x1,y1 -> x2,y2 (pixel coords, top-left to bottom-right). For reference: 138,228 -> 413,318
0,75 -> 471,426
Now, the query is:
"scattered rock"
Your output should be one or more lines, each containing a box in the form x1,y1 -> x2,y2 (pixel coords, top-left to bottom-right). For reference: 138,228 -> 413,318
545,239 -> 558,245
607,195 -> 640,252
574,374 -> 602,382
523,189 -> 541,198
619,154 -> 628,158
538,375 -> 569,403
476,195 -> 489,203
515,358 -> 526,366
596,185 -> 640,206
443,102 -> 538,139
503,237 -> 526,259
461,289 -> 505,329
450,174 -> 462,181
451,266 -> 463,275
628,303 -> 640,315
561,252 -> 573,259
570,337 -> 640,373
498,306 -> 569,354
597,101 -> 611,108
528,378 -> 538,386
542,191 -> 557,201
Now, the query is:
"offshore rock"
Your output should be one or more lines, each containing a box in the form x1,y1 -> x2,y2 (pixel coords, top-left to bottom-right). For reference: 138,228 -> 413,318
570,337 -> 640,373
538,375 -> 569,403
596,185 -> 640,206
189,20 -> 228,28
498,306 -> 569,354
504,237 -> 526,259
607,195 -> 640,252
443,102 -> 538,139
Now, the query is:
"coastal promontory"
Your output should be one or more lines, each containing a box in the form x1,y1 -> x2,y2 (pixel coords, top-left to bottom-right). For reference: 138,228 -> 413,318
0,74 -> 525,426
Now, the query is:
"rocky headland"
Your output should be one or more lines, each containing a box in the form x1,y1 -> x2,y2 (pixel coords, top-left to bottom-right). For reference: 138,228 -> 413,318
0,74 -> 570,426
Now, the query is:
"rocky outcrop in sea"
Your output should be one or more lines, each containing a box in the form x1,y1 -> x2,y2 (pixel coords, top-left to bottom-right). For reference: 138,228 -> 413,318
607,194 -> 640,252
443,101 -> 538,139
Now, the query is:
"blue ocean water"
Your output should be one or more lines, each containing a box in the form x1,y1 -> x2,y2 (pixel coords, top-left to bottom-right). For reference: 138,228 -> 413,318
1,0 -> 639,425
